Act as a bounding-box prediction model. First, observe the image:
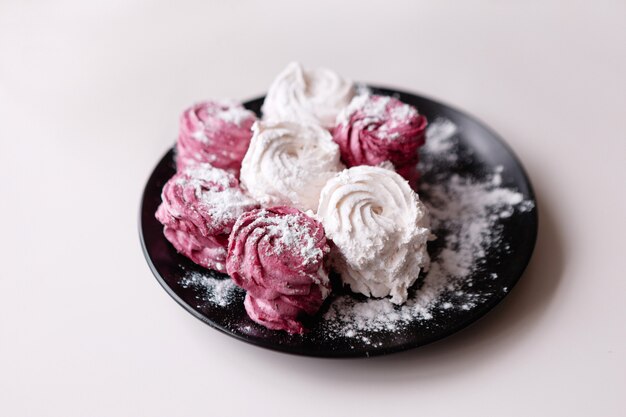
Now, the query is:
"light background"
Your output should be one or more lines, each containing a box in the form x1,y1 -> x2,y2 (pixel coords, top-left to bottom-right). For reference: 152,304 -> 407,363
1,1 -> 624,416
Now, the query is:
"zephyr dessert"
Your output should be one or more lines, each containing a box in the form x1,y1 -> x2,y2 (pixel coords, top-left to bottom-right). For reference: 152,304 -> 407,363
333,94 -> 427,188
156,62 -> 431,334
155,163 -> 259,272
176,100 -> 257,174
240,120 -> 344,211
226,206 -> 331,334
317,165 -> 431,305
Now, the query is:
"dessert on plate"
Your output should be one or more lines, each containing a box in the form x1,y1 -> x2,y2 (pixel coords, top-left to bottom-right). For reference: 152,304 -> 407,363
155,163 -> 259,272
240,120 -> 344,211
262,62 -> 355,129
317,165 -> 431,304
333,94 -> 427,188
226,206 -> 331,334
176,99 -> 257,174
155,63 -> 431,333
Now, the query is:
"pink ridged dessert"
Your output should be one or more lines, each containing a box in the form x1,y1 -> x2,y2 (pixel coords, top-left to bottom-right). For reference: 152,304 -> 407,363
176,100 -> 257,174
333,94 -> 427,188
226,206 -> 331,334
155,163 -> 259,272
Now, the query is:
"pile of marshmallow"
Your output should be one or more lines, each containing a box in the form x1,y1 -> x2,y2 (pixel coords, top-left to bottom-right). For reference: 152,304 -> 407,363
156,63 -> 432,334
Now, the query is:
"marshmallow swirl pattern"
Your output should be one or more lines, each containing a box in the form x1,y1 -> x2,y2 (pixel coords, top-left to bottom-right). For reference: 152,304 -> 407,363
177,100 -> 257,173
317,166 -> 431,304
333,94 -> 427,188
226,207 -> 331,334
240,121 -> 344,211
262,62 -> 354,129
155,163 -> 259,272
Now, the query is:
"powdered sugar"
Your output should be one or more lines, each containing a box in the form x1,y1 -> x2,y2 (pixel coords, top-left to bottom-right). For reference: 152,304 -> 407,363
177,164 -> 233,189
423,117 -> 458,154
255,210 -> 323,266
187,100 -> 254,143
215,104 -> 254,127
200,188 -> 257,231
191,130 -> 209,142
180,271 -> 242,307
339,93 -> 418,131
389,103 -> 417,124
176,164 -> 258,227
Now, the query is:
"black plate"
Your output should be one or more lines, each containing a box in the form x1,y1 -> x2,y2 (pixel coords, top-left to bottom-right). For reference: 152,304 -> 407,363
139,86 -> 537,358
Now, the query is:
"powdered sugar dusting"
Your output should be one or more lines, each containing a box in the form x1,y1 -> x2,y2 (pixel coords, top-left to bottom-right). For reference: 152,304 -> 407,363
423,117 -> 458,154
181,271 -> 242,307
188,100 -> 254,143
389,103 -> 417,124
255,210 -> 323,266
177,164 -> 233,189
337,93 -> 419,141
354,83 -> 371,97
176,164 -> 258,227
201,188 -> 257,231
339,94 -> 418,129
216,105 -> 254,127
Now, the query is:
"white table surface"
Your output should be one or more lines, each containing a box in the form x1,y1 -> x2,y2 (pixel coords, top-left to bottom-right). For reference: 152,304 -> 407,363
1,1 -> 625,416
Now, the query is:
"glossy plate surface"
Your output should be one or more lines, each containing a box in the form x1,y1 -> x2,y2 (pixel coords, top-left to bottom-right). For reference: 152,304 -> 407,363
139,87 -> 537,357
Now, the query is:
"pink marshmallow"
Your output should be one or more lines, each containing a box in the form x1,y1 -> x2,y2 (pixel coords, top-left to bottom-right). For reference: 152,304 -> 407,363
333,95 -> 427,188
155,163 -> 259,272
226,206 -> 331,334
176,100 -> 257,174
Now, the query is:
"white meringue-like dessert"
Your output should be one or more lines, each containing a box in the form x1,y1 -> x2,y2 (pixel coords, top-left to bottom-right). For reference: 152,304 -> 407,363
262,62 -> 355,129
240,120 -> 344,211
317,165 -> 431,304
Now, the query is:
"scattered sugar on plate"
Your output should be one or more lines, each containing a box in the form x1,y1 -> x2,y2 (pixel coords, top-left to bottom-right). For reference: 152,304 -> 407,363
180,271 -> 241,307
423,117 -> 458,154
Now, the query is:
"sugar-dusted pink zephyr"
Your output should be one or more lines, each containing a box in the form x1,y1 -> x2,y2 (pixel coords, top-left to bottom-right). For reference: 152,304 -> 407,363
333,94 -> 427,188
176,100 -> 257,174
226,206 -> 331,334
155,163 -> 259,272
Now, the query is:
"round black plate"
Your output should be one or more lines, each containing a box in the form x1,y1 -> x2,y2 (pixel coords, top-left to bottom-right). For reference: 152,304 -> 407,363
139,86 -> 537,358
